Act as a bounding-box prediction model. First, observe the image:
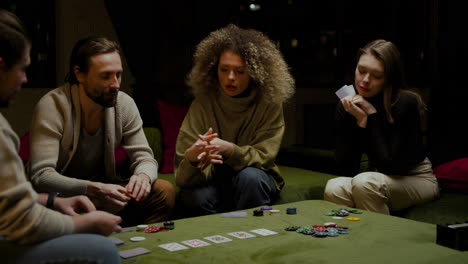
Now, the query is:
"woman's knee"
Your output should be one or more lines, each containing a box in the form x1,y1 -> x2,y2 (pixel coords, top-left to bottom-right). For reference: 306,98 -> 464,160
351,172 -> 385,192
236,167 -> 267,185
324,177 -> 347,200
179,187 -> 215,209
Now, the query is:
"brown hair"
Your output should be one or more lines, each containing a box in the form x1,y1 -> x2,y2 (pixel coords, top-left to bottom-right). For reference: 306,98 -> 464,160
65,36 -> 120,84
0,9 -> 30,70
187,24 -> 295,104
357,39 -> 426,123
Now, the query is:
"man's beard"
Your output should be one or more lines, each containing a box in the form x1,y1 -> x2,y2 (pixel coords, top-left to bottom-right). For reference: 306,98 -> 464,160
85,88 -> 118,108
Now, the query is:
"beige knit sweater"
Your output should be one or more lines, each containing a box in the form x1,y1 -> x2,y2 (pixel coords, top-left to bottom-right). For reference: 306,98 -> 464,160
174,89 -> 285,190
0,113 -> 73,245
29,84 -> 158,197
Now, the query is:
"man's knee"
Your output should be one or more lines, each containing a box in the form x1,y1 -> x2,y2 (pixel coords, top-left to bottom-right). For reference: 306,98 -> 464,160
152,179 -> 175,197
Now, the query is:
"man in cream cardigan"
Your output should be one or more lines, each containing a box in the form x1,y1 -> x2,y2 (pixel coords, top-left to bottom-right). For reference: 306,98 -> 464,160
29,36 -> 175,225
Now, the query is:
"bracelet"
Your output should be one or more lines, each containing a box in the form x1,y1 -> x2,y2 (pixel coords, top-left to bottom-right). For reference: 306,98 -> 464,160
46,192 -> 60,209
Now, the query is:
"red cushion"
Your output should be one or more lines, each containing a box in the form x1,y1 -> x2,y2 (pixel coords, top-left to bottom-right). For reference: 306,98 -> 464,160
433,158 -> 468,192
157,100 -> 189,173
114,145 -> 128,165
19,132 -> 30,164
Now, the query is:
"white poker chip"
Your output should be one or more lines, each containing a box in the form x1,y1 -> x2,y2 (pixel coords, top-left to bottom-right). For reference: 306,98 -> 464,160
130,236 -> 146,242
332,216 -> 343,220
324,222 -> 336,226
136,224 -> 149,231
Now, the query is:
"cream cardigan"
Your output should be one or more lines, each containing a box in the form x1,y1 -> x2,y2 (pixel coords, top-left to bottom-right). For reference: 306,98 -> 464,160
29,84 -> 158,197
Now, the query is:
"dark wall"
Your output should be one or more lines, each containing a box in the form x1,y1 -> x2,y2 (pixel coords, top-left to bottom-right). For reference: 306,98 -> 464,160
103,1 -> 467,163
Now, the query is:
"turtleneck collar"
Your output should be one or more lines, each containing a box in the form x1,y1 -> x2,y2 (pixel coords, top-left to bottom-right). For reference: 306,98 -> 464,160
366,92 -> 384,111
216,87 -> 257,113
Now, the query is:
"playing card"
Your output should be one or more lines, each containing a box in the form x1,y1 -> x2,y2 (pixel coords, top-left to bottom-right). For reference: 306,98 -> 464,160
113,227 -> 133,234
181,239 -> 211,248
204,235 -> 233,244
249,228 -> 278,236
119,247 -> 151,259
109,236 -> 125,246
335,84 -> 356,99
221,212 -> 247,218
227,231 -> 256,239
159,242 -> 189,252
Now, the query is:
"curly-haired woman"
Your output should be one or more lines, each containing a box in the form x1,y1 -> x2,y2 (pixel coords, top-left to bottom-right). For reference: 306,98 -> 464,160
174,24 -> 295,216
324,39 -> 439,214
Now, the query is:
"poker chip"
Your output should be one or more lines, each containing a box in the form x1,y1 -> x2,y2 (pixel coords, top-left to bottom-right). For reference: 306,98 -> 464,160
269,209 -> 280,216
314,232 -> 328,237
287,223 -> 352,238
144,225 -> 168,233
164,221 -> 175,230
332,216 -> 343,220
136,224 -> 148,231
253,209 -> 264,216
302,230 -> 315,235
130,236 -> 146,242
335,209 -> 350,217
286,207 -> 297,215
346,217 -> 361,221
285,226 -> 300,231
260,206 -> 272,210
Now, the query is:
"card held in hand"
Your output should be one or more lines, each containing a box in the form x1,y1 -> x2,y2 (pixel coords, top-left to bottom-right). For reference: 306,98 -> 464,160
335,84 -> 356,99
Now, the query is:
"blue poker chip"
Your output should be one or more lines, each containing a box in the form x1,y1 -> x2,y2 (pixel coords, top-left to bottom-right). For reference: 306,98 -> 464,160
314,232 -> 328,237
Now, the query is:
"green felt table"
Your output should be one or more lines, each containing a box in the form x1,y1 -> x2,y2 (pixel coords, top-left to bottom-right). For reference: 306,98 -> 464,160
112,200 -> 468,264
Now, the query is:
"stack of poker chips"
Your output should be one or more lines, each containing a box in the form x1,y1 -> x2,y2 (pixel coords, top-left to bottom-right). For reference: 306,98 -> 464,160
269,209 -> 280,216
286,207 -> 297,215
163,221 -> 175,230
253,209 -> 264,216
285,224 -> 350,238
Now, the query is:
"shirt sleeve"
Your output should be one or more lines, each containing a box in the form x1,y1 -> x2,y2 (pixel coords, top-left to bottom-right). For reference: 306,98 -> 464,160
29,92 -> 89,196
120,95 -> 158,183
0,123 -> 74,245
224,103 -> 284,172
334,102 -> 363,176
174,101 -> 213,188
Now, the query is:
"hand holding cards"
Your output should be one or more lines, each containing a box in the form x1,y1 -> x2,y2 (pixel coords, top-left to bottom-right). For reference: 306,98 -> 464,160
336,84 -> 356,99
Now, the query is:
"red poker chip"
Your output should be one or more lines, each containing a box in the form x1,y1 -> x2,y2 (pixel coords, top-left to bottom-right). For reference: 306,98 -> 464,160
144,225 -> 168,233
314,226 -> 327,232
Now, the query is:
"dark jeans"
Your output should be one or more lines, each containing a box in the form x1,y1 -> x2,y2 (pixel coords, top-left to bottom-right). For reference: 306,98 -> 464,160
1,234 -> 120,264
179,166 -> 278,216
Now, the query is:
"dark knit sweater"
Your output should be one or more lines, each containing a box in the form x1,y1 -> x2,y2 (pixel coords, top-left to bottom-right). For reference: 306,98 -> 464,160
335,92 -> 426,176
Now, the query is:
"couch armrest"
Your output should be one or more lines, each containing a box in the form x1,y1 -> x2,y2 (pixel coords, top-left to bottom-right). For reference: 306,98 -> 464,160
143,127 -> 163,165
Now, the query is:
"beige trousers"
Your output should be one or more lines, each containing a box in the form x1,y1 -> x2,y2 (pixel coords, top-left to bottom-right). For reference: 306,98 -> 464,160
324,158 -> 439,214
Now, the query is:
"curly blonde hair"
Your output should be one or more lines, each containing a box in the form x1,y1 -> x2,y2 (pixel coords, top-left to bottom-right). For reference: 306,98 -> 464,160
187,24 -> 295,104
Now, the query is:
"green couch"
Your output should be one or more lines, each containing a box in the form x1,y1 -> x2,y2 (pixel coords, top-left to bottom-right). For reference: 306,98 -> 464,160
144,128 -> 468,225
